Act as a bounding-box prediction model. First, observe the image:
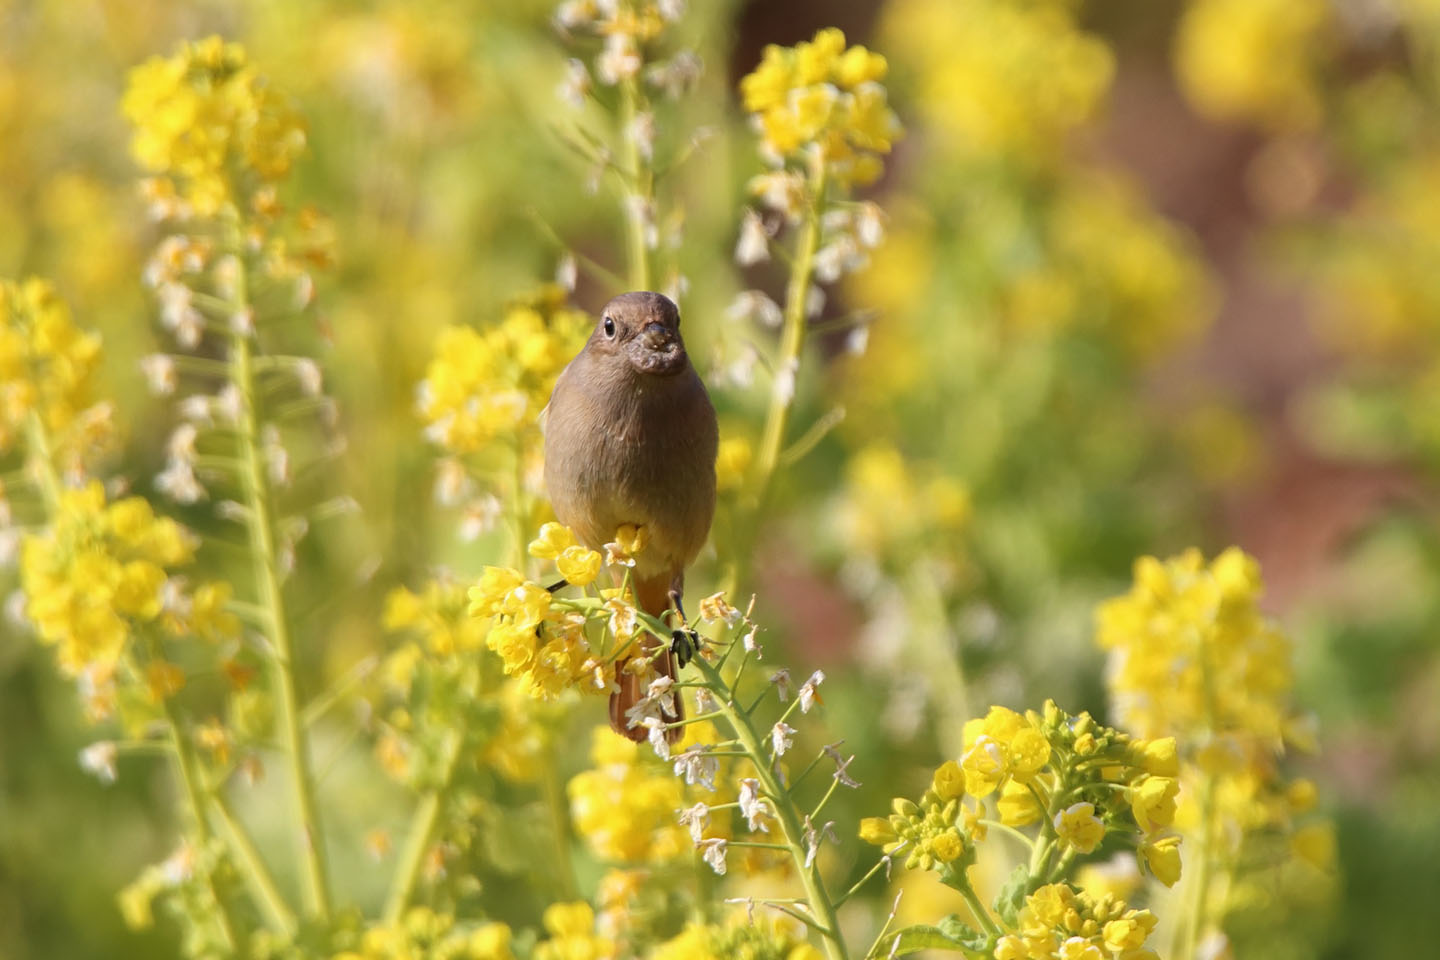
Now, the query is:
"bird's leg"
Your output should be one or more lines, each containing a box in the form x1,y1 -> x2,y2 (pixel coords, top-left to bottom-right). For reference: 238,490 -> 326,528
667,579 -> 700,670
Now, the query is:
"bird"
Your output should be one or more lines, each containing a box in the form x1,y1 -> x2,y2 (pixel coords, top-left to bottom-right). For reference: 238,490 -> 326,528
543,291 -> 718,742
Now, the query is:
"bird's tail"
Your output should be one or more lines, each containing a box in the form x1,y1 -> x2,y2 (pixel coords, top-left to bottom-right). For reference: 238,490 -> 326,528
609,572 -> 684,744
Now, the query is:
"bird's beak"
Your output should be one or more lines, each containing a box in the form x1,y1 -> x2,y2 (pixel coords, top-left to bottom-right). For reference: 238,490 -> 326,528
640,321 -> 677,351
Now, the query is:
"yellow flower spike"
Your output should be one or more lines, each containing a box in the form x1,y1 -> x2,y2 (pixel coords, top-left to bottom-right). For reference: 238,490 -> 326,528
556,545 -> 602,586
1140,835 -> 1183,886
529,522 -> 578,559
1054,802 -> 1105,854
1129,776 -> 1179,834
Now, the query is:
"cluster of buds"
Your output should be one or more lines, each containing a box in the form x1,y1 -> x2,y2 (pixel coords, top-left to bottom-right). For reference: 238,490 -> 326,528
996,882 -> 1160,960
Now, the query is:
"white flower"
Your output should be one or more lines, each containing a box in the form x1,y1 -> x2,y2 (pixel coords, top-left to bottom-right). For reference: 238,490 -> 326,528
167,423 -> 198,462
771,668 -> 791,702
294,358 -> 323,396
738,778 -> 771,833
771,721 -> 796,756
554,0 -> 596,29
230,307 -> 255,337
215,384 -> 243,425
678,801 -> 710,844
262,425 -> 290,487
855,202 -> 886,248
647,719 -> 672,760
559,57 -> 591,108
845,323 -> 870,356
628,110 -> 656,162
140,354 -> 177,396
556,254 -> 578,292
823,742 -> 860,788
699,838 -> 727,875
673,744 -> 719,792
645,51 -> 702,99
799,670 -> 825,713
734,209 -> 770,266
156,458 -> 205,504
79,741 -> 118,784
597,32 -> 641,85
459,495 -> 503,542
726,290 -> 783,329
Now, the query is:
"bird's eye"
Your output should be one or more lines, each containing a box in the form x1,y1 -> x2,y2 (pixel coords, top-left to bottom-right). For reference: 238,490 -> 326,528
603,316 -> 616,338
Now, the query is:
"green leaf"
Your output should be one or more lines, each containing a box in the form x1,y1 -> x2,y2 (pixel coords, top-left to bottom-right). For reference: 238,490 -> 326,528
994,863 -> 1030,926
872,920 -> 990,959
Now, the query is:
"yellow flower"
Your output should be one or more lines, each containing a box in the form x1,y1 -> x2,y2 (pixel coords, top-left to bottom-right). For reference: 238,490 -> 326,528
418,296 -> 588,456
557,545 -> 603,586
715,436 -> 753,493
929,830 -> 964,863
1054,802 -> 1105,854
932,759 -> 965,801
614,523 -> 649,556
738,28 -> 902,186
534,902 -> 615,960
1140,835 -> 1183,887
122,37 -> 306,215
0,278 -> 108,464
859,817 -> 897,846
530,522 -> 578,559
997,779 -> 1042,827
1129,776 -> 1179,834
568,727 -> 690,863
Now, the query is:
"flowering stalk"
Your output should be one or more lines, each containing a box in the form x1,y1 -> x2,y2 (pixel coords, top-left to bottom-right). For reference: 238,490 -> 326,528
749,161 -> 826,510
619,75 -> 653,290
689,653 -> 849,960
383,726 -> 464,923
225,252 -> 332,920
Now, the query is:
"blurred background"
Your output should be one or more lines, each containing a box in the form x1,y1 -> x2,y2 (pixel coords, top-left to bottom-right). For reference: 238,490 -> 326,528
2,0 -> 1437,957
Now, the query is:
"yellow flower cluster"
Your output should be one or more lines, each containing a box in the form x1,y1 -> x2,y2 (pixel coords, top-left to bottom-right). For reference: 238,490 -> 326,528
882,0 -> 1113,159
418,293 -> 589,455
1175,0 -> 1330,131
649,912 -> 821,960
1097,548 -> 1330,876
383,579 -> 488,660
567,727 -> 694,863
533,902 -> 615,960
835,444 -> 971,561
862,703 -> 1184,886
1096,547 -> 1293,747
993,883 -> 1159,960
332,908 -> 515,960
468,565 -> 598,700
739,28 -> 901,186
0,278 -> 106,462
530,522 -> 604,587
20,482 -> 239,716
121,36 -> 306,216
21,482 -> 189,675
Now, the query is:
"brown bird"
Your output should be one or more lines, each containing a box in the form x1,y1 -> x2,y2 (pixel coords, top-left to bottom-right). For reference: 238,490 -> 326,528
543,291 -> 718,742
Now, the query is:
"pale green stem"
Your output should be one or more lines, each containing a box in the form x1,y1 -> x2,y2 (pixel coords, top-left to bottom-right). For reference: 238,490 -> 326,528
619,75 -> 651,291
383,727 -> 465,923
228,255 -> 332,920
209,789 -> 298,936
693,656 -> 849,960
955,876 -> 1002,939
159,699 -> 240,952
750,160 -> 827,511
24,412 -> 62,515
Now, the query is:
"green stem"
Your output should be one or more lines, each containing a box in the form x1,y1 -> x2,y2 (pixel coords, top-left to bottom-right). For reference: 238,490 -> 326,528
24,412 -> 62,515
383,727 -> 465,923
209,790 -> 298,936
955,876 -> 1001,939
1175,772 -> 1217,960
693,657 -> 849,960
619,76 -> 651,291
160,702 -> 240,952
228,255 -> 332,920
749,160 -> 827,511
